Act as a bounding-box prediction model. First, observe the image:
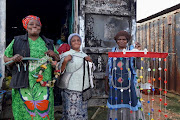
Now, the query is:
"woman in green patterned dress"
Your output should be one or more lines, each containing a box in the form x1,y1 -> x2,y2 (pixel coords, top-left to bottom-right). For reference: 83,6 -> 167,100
4,15 -> 59,120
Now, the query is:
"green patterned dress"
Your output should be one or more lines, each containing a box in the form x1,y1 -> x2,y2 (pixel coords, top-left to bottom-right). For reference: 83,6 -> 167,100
4,37 -> 58,120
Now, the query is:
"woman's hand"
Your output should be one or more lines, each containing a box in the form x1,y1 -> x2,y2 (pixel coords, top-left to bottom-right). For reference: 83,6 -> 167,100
45,50 -> 60,61
61,55 -> 72,72
45,50 -> 56,57
12,54 -> 23,62
135,42 -> 141,50
64,55 -> 72,63
85,56 -> 92,62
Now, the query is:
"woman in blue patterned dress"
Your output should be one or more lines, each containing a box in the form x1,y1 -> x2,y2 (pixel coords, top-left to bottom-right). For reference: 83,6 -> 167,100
105,31 -> 145,120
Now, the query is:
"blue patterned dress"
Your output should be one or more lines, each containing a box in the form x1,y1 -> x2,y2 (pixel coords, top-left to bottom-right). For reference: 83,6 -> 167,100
107,47 -> 145,120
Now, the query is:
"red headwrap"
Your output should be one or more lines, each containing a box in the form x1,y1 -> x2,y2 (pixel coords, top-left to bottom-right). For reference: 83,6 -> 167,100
22,15 -> 42,30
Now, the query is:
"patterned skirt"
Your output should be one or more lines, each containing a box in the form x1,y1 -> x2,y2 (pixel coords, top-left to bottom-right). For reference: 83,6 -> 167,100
107,108 -> 146,120
61,89 -> 88,120
107,84 -> 146,120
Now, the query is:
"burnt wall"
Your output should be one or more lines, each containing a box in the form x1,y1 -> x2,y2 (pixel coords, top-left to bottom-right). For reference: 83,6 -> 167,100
85,0 -> 131,16
79,0 -> 136,100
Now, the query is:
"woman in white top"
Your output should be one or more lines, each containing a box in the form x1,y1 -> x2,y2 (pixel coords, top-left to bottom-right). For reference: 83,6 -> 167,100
60,33 -> 92,120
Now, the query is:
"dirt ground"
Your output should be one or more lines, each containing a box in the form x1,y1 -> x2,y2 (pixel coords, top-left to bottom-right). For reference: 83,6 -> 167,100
142,94 -> 180,120
87,93 -> 180,120
0,92 -> 180,120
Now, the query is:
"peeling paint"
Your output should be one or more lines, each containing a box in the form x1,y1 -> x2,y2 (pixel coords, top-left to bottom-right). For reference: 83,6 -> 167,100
85,14 -> 130,48
0,0 -> 6,88
78,0 -> 135,96
85,0 -> 130,16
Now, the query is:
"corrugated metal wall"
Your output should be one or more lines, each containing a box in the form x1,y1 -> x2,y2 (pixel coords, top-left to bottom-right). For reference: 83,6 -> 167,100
137,9 -> 180,94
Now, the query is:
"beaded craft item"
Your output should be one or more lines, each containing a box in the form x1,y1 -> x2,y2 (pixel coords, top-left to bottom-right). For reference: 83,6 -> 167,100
108,49 -> 168,120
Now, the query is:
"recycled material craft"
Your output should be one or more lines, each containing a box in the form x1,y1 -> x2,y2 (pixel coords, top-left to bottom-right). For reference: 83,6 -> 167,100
108,49 -> 168,120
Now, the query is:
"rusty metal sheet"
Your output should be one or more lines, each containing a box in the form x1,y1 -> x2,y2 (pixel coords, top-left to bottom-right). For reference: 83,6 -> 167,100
142,25 -> 146,48
154,20 -> 159,52
136,11 -> 180,94
142,24 -> 148,83
137,26 -> 140,43
168,15 -> 175,91
147,23 -> 151,51
156,20 -> 160,89
159,18 -> 164,53
137,25 -> 140,44
154,20 -> 159,87
139,25 -> 142,44
150,22 -> 154,52
149,22 -> 154,83
159,18 -> 164,89
175,12 -> 180,93
163,17 -> 170,90
140,25 -> 143,47
171,14 -> 176,92
144,24 -> 147,49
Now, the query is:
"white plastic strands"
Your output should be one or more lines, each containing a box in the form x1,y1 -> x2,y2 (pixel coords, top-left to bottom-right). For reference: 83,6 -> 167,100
147,58 -> 151,120
164,58 -> 168,119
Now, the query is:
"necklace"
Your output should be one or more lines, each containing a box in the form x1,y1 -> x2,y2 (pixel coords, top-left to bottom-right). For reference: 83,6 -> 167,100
33,57 -> 60,87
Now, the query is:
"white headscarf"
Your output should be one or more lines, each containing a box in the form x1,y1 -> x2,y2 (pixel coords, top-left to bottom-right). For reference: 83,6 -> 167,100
68,33 -> 82,47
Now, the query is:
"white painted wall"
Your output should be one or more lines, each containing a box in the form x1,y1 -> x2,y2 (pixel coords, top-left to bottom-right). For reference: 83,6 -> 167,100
137,0 -> 180,21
